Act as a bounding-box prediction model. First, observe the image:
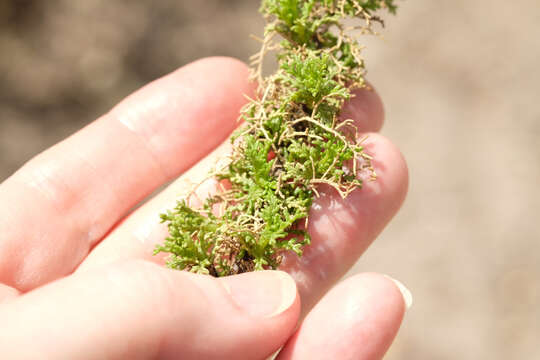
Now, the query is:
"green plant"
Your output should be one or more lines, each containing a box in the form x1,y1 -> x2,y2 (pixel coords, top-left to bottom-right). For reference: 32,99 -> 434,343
155,0 -> 397,276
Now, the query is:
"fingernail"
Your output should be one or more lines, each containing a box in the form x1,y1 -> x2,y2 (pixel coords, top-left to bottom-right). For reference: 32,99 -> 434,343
384,275 -> 413,309
221,271 -> 297,318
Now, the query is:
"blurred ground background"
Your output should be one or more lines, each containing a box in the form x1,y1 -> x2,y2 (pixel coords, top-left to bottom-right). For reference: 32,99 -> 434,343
1,1 -> 539,359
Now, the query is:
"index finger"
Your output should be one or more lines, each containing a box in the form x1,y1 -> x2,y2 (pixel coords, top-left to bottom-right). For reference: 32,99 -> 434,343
0,57 -> 255,291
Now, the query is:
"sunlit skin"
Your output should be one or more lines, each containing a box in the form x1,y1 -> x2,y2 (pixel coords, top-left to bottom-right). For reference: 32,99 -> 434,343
0,57 -> 408,359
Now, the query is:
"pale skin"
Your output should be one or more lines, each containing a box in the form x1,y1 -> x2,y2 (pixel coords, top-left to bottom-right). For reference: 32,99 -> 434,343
0,57 -> 409,359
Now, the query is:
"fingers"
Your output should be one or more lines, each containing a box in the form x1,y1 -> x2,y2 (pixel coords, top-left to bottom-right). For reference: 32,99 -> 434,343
0,260 -> 300,360
80,132 -> 408,316
78,84 -> 385,271
281,133 -> 409,313
0,57 -> 255,291
78,83 -> 404,317
277,273 -> 409,360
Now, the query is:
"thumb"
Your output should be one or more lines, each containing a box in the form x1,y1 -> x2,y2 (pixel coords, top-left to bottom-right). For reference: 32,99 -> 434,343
0,260 -> 300,360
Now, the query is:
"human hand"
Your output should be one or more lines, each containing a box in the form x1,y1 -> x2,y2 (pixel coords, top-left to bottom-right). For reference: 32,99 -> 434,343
0,57 -> 410,359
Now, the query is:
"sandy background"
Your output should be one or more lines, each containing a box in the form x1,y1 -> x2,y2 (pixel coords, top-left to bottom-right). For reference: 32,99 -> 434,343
1,1 -> 539,359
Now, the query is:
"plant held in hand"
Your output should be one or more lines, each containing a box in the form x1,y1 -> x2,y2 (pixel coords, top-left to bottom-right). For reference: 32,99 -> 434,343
155,0 -> 397,276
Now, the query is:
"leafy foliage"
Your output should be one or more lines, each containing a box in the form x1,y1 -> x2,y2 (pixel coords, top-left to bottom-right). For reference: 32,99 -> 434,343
155,0 -> 397,276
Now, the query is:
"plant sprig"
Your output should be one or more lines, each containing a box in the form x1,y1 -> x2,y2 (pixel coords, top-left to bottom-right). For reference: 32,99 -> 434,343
155,0 -> 397,276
